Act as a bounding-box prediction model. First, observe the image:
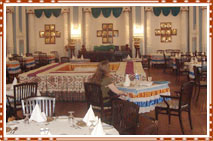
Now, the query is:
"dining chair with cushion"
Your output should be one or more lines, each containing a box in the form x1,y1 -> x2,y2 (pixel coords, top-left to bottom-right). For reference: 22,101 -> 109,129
111,99 -> 139,135
163,53 -> 172,73
84,82 -> 117,122
155,81 -> 194,134
39,53 -> 49,67
193,66 -> 207,102
7,83 -> 38,118
22,96 -> 56,117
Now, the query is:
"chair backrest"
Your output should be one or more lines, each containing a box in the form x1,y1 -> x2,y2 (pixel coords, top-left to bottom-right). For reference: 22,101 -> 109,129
60,57 -> 70,63
179,81 -> 194,108
157,50 -> 164,54
22,96 -> 55,117
26,53 -> 33,57
112,99 -> 139,135
14,83 -> 38,106
84,82 -> 103,109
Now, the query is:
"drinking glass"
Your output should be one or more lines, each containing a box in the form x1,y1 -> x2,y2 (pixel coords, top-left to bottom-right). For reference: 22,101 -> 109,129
68,111 -> 75,127
24,113 -> 30,124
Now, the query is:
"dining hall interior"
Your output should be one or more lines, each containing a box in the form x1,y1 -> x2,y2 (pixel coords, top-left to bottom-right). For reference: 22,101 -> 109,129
5,5 -> 208,135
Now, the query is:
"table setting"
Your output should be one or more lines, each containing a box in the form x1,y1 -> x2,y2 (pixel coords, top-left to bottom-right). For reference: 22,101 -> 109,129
6,104 -> 119,136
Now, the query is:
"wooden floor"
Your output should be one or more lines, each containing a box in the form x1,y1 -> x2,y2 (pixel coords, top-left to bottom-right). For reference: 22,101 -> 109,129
53,67 -> 207,135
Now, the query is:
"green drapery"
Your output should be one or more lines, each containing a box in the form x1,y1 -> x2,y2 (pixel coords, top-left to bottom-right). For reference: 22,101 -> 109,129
102,8 -> 112,18
112,8 -> 122,18
34,9 -> 61,18
153,7 -> 180,16
91,8 -> 123,18
91,8 -> 101,18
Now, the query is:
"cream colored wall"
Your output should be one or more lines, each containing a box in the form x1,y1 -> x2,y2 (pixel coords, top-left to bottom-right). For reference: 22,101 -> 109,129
34,14 -> 65,57
89,12 -> 126,49
147,12 -> 181,54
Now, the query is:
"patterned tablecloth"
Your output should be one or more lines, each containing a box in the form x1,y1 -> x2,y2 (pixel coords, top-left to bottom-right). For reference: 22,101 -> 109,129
19,62 -> 146,97
6,60 -> 22,74
70,59 -> 90,63
117,81 -> 170,113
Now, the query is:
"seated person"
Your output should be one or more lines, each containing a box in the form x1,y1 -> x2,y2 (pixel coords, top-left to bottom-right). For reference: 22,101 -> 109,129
90,60 -> 127,106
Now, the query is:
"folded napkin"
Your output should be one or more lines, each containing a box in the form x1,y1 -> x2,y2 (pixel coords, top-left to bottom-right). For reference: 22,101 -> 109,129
127,55 -> 131,59
10,77 -> 18,90
190,52 -> 193,56
29,104 -> 47,122
72,55 -> 75,59
123,74 -> 130,87
83,105 -> 97,126
91,118 -> 106,135
201,52 -> 204,55
139,81 -> 153,87
81,55 -> 84,60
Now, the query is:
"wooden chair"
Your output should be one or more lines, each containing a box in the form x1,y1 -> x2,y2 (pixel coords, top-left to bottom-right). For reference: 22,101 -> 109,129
60,57 -> 70,63
50,51 -> 59,62
163,53 -> 172,73
193,66 -> 207,102
175,59 -> 189,82
7,83 -> 38,118
39,53 -> 49,66
22,96 -> 56,117
26,53 -> 33,57
156,50 -> 164,54
111,99 -> 139,135
155,81 -> 194,134
84,82 -> 114,122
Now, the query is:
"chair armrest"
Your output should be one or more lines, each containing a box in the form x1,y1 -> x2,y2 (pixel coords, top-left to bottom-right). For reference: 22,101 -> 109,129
160,95 -> 180,99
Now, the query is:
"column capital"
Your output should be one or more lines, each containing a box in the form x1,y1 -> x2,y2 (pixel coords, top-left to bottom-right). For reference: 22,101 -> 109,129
83,8 -> 91,13
26,9 -> 34,14
61,8 -> 70,14
6,7 -> 14,13
123,7 -> 131,13
145,7 -> 153,12
180,7 -> 189,12
201,6 -> 207,10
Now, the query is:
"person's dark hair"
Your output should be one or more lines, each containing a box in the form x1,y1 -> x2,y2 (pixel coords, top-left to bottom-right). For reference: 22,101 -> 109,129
90,60 -> 110,84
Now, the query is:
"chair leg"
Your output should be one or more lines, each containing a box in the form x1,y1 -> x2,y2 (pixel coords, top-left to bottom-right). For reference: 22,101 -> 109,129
196,86 -> 201,102
168,109 -> 171,124
193,85 -> 197,100
188,108 -> 193,130
179,112 -> 185,134
155,108 -> 159,120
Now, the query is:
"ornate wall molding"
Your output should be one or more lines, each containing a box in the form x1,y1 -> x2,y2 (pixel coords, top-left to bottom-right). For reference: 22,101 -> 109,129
83,8 -> 91,13
123,7 -> 131,13
180,7 -> 189,12
145,7 -> 153,12
61,8 -> 70,14
26,9 -> 34,14
201,6 -> 207,10
6,7 -> 14,13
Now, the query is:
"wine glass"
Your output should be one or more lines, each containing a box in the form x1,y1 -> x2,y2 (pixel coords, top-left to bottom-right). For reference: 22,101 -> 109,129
24,113 -> 30,124
68,111 -> 75,127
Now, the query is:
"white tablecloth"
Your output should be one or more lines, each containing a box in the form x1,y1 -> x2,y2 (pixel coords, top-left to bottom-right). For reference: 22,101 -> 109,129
6,117 -> 119,135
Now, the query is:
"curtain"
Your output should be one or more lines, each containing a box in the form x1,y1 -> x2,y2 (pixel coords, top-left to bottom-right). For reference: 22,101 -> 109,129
153,7 -> 161,16
171,7 -> 180,16
34,9 -> 61,18
102,8 -> 112,18
112,8 -> 123,18
91,8 -> 123,18
91,8 -> 101,18
153,7 -> 180,16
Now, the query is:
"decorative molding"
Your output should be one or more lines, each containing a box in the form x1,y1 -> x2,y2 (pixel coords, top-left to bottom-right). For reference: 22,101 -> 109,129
6,7 -> 14,13
180,7 -> 189,12
61,8 -> 70,14
145,7 -> 152,12
83,8 -> 91,13
26,9 -> 34,14
123,7 -> 131,13
201,6 -> 207,10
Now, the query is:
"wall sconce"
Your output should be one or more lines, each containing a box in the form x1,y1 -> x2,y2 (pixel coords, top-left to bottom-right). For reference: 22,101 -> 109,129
71,24 -> 81,39
133,25 -> 144,38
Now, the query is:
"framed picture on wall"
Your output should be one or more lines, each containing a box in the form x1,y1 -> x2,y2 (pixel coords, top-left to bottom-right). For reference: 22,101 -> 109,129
172,29 -> 177,35
108,31 -> 113,37
155,29 -> 161,36
55,31 -> 61,37
102,37 -> 108,44
108,37 -> 113,44
113,30 -> 119,37
45,25 -> 50,31
51,32 -> 55,36
45,37 -> 50,44
102,24 -> 108,30
108,23 -> 113,30
50,37 -> 55,44
50,25 -> 55,31
97,30 -> 102,37
39,31 -> 44,38
45,32 -> 50,37
102,31 -> 107,37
